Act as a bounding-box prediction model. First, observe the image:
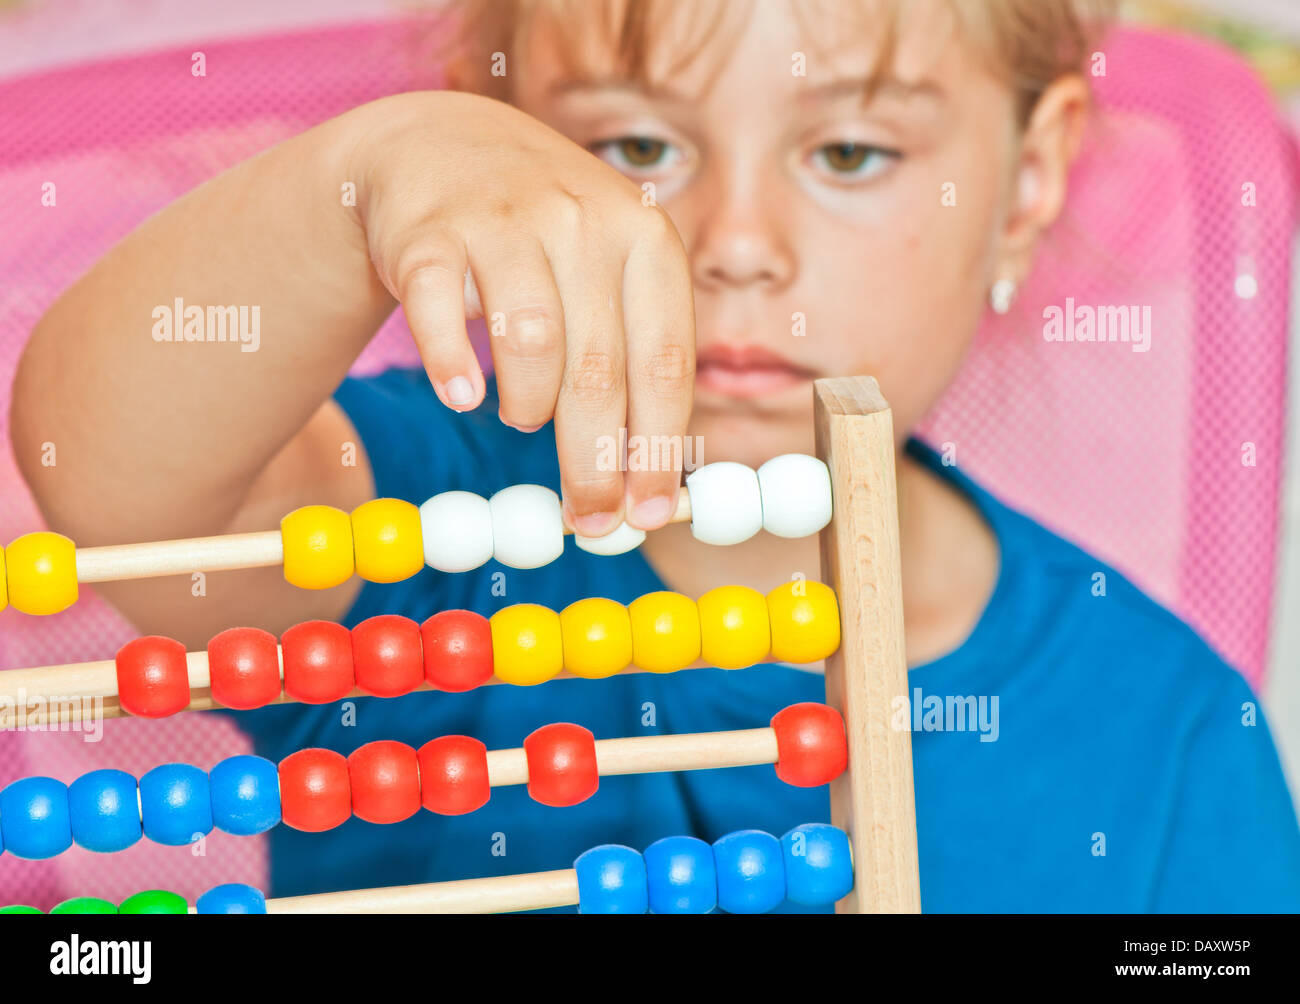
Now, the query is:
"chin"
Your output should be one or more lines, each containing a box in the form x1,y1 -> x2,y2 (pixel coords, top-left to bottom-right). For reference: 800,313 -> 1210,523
688,402 -> 814,470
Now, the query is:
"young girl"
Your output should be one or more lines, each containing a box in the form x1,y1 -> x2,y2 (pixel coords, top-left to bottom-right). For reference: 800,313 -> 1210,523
12,0 -> 1300,911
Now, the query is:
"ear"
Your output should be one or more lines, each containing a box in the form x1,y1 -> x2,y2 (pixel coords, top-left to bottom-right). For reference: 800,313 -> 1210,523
994,74 -> 1092,280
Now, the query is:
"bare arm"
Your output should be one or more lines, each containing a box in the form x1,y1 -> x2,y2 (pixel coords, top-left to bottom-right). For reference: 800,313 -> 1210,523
12,105 -> 389,645
10,91 -> 695,648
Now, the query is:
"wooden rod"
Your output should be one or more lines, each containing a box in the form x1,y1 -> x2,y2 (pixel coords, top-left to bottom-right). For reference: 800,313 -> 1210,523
0,602 -> 819,726
75,531 -> 284,583
0,656 -> 678,727
813,376 -> 921,914
485,728 -> 779,786
0,677 -> 782,783
594,728 -> 777,775
67,489 -> 693,585
265,868 -> 581,914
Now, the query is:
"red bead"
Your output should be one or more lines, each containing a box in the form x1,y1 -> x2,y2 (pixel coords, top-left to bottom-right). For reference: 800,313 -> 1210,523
770,703 -> 848,787
523,723 -> 599,807
420,610 -> 493,692
281,620 -> 355,704
116,636 -> 191,718
207,627 -> 281,710
279,749 -> 351,832
352,615 -> 423,698
417,736 -> 490,816
348,740 -> 421,824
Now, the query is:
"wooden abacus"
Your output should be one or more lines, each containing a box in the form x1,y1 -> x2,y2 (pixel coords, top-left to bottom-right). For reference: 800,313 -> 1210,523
0,377 -> 919,914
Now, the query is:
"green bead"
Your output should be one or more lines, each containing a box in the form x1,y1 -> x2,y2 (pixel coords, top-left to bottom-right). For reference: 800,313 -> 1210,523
51,897 -> 118,915
0,904 -> 43,914
119,890 -> 188,914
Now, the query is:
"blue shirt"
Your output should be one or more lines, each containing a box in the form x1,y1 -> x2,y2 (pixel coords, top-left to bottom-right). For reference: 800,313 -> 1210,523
230,368 -> 1300,912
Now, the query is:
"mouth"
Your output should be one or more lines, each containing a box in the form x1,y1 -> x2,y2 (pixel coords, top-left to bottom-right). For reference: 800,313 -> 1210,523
694,343 -> 817,399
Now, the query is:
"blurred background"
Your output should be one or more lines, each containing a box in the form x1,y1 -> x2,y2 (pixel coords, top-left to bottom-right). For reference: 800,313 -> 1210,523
1,0 -> 1298,901
1122,0 -> 1300,828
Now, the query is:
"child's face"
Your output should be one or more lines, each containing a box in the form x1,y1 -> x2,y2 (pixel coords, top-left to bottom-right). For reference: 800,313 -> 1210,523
513,0 -> 1022,462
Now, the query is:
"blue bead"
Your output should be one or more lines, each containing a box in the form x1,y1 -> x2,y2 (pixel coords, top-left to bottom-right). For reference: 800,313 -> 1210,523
139,764 -> 212,846
0,777 -> 72,859
68,769 -> 142,853
196,883 -> 267,914
210,756 -> 280,836
713,829 -> 785,914
574,844 -> 648,914
782,823 -> 853,907
644,835 -> 717,914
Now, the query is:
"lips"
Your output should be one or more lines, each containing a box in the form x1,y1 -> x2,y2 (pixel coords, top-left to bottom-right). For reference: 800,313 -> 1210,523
694,343 -> 816,398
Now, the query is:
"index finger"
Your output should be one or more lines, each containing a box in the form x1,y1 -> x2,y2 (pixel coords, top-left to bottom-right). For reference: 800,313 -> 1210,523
621,209 -> 696,530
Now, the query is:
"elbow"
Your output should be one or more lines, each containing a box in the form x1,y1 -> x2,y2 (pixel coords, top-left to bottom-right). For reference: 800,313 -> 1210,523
9,316 -> 65,527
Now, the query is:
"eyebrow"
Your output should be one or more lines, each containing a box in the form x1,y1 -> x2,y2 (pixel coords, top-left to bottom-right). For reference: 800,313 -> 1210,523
546,77 -> 697,103
797,76 -> 946,105
547,74 -> 946,108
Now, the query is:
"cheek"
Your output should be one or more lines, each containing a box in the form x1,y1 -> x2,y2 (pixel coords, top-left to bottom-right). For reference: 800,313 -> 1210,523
790,162 -> 1006,432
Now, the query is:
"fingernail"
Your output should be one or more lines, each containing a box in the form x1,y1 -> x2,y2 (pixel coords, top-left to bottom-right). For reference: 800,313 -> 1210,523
445,376 -> 475,406
498,414 -> 542,434
629,495 -> 673,530
571,511 -> 619,537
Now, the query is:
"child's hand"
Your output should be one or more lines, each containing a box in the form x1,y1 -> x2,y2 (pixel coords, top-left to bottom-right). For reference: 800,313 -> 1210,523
352,92 -> 696,537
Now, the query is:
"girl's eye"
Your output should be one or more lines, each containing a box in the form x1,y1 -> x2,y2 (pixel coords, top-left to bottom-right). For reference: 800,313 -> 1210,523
595,136 -> 677,171
811,142 -> 899,180
619,137 -> 668,166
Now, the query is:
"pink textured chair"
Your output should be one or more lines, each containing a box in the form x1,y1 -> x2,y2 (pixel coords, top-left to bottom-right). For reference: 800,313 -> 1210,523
916,28 -> 1297,689
0,20 -> 1294,908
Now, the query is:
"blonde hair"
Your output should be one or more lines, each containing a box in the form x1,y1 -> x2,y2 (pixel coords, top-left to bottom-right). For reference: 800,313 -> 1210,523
443,0 -> 1116,124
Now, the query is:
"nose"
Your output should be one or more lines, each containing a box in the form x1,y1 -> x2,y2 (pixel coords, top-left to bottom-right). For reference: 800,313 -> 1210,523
688,168 -> 796,294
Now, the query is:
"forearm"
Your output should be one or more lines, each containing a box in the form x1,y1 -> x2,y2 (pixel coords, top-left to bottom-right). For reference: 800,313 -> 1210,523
10,100 -> 399,546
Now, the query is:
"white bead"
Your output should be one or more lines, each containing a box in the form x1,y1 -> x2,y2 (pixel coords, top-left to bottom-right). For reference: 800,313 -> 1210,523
489,484 -> 565,569
575,521 -> 646,556
685,461 -> 763,546
757,454 -> 833,538
419,491 -> 494,572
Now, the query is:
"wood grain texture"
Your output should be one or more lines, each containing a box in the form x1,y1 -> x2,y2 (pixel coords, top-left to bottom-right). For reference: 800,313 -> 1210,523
814,376 -> 921,914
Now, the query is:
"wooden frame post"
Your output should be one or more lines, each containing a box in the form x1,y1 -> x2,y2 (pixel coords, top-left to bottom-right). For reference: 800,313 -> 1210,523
814,376 -> 921,914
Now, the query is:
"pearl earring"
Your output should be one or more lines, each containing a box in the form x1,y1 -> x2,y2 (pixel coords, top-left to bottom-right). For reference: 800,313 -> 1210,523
990,277 -> 1017,315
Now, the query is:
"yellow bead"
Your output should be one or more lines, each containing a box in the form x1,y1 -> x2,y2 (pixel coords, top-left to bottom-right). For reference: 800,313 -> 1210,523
628,591 -> 701,674
491,603 -> 563,686
0,544 -> 7,612
281,505 -> 355,589
560,597 -> 633,679
350,499 -> 423,584
698,585 -> 770,670
766,580 -> 841,664
5,532 -> 78,615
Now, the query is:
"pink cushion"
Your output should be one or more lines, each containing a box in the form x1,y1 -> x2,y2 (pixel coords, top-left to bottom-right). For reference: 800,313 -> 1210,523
0,19 -> 1292,906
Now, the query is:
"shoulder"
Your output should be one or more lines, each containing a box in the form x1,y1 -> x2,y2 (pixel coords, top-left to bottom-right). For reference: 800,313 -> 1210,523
985,489 -> 1254,719
901,422 -> 1249,708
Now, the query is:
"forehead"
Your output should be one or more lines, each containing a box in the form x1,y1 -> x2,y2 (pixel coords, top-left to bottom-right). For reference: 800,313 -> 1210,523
513,0 -> 966,102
